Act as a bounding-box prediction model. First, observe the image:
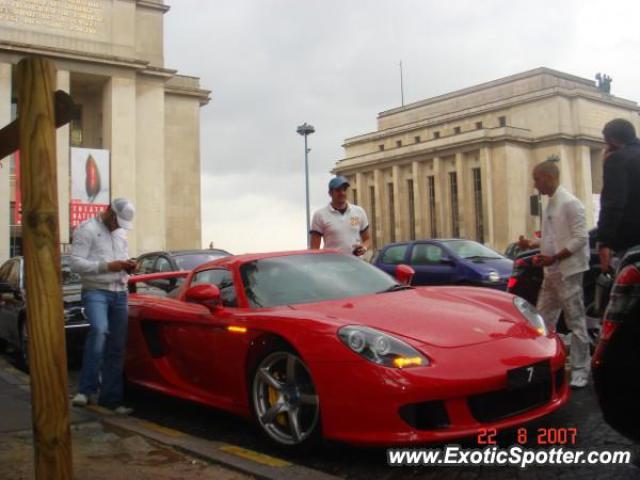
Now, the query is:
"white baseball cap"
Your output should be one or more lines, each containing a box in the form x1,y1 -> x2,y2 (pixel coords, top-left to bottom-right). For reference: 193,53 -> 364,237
111,197 -> 135,230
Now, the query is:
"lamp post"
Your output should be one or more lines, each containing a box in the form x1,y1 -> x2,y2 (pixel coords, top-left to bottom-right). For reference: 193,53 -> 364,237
296,122 -> 315,248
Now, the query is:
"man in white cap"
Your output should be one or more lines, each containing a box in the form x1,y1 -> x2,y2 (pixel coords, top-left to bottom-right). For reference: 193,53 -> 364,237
70,198 -> 136,414
310,176 -> 371,256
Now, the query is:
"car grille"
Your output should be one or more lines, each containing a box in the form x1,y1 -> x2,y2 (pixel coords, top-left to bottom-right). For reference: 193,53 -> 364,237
467,377 -> 553,423
399,400 -> 450,430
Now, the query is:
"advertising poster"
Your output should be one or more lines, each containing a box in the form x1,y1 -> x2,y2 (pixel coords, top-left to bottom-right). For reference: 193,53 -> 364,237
70,147 -> 110,228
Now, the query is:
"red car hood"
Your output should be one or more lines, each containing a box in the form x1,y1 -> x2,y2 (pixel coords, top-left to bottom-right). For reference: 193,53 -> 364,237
289,287 -> 535,348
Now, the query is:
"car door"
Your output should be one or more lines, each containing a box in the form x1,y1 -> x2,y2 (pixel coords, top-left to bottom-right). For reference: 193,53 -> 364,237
0,259 -> 23,345
136,268 -> 247,409
376,244 -> 410,276
408,242 -> 457,285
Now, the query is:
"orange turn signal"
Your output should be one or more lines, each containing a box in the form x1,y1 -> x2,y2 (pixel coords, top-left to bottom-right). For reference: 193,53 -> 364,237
227,326 -> 247,334
393,356 -> 423,368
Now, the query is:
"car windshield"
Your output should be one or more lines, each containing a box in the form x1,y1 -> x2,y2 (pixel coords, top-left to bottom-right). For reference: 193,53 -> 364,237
441,240 -> 503,260
61,256 -> 82,285
240,253 -> 399,308
174,252 -> 228,271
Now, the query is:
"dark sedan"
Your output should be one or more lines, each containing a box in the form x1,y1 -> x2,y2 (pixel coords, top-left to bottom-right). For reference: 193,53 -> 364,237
134,248 -> 231,293
372,239 -> 512,289
0,255 -> 88,369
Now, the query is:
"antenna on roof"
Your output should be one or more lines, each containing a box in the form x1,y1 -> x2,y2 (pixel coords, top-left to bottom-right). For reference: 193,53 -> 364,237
399,60 -> 405,107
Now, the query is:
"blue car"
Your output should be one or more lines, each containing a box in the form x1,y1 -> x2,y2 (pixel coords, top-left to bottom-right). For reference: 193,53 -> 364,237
372,239 -> 513,290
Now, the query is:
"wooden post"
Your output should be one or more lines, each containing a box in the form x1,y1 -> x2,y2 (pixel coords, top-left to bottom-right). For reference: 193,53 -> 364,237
16,57 -> 73,479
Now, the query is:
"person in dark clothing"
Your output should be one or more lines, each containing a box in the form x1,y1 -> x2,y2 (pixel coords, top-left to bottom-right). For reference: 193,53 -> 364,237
597,118 -> 640,272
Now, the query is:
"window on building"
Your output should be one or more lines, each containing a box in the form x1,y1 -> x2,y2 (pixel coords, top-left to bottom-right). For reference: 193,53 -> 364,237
433,131 -> 440,139
476,121 -> 483,130
449,172 -> 460,237
427,176 -> 437,237
379,144 -> 385,151
388,183 -> 396,242
498,116 -> 507,127
472,167 -> 484,243
396,140 -> 402,148
352,188 -> 358,205
414,135 -> 421,143
369,186 -> 377,250
407,179 -> 415,240
454,126 -> 461,134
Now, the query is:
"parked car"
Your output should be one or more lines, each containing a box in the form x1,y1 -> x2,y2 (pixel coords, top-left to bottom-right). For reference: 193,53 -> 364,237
592,245 -> 640,443
372,239 -> 513,289
0,255 -> 88,369
134,248 -> 231,293
126,250 -> 568,448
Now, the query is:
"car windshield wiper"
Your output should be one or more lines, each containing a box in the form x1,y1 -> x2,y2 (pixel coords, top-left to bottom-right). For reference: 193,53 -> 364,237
465,255 -> 501,260
377,284 -> 414,294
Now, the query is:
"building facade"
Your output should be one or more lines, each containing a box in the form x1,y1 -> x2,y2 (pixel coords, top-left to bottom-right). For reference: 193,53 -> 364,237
0,0 -> 210,261
335,68 -> 640,252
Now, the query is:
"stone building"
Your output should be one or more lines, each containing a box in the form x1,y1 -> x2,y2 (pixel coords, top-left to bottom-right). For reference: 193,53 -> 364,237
0,0 -> 210,260
334,67 -> 640,252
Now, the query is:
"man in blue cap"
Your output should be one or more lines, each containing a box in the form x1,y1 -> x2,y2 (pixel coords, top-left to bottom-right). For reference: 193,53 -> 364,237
310,176 -> 371,256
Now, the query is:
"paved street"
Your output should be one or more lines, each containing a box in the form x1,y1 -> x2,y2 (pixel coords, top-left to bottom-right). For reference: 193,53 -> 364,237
2,351 -> 638,479
50,355 -> 639,479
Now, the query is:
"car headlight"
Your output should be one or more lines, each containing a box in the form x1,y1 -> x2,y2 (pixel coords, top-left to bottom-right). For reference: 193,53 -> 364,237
513,297 -> 547,336
486,271 -> 501,282
338,326 -> 429,368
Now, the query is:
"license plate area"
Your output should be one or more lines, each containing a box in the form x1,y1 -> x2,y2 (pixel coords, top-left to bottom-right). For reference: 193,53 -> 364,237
507,360 -> 551,390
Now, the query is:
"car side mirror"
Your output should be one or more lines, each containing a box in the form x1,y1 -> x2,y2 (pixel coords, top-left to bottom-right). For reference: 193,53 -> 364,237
185,284 -> 221,311
395,264 -> 415,286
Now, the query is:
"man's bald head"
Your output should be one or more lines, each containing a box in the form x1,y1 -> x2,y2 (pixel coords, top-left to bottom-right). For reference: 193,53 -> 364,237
533,159 -> 560,179
533,157 -> 560,196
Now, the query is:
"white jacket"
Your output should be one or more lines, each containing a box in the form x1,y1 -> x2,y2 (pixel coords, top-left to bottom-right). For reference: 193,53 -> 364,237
542,186 -> 589,278
70,217 -> 129,291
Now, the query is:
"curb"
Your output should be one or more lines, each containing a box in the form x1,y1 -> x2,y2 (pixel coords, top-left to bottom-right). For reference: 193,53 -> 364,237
0,356 -> 340,480
102,414 -> 342,480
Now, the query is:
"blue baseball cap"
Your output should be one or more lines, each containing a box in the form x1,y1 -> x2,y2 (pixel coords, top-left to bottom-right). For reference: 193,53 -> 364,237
328,175 -> 350,190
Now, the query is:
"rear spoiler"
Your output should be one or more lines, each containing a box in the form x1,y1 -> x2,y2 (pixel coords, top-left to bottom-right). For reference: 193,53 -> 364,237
128,271 -> 189,293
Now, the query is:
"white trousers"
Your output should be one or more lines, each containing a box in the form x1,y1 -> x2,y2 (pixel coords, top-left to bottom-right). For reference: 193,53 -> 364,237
536,271 -> 590,381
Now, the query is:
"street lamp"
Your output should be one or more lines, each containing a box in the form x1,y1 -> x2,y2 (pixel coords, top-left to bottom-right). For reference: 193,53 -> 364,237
297,122 -> 315,248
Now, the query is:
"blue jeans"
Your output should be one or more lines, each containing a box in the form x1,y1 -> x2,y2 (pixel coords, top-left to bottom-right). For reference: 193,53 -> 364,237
78,289 -> 128,407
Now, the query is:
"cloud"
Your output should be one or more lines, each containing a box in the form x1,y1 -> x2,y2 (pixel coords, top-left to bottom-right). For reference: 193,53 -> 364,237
165,0 -> 640,252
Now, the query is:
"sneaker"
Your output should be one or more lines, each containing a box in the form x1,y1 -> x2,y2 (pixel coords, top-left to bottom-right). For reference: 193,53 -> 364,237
570,376 -> 589,388
71,393 -> 88,407
112,405 -> 134,415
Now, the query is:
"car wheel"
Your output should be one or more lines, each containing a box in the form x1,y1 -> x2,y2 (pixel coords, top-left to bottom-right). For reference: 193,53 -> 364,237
17,319 -> 30,372
251,350 -> 320,448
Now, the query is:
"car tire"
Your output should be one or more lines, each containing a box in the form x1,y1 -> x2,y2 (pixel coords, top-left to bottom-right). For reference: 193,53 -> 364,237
250,349 -> 321,449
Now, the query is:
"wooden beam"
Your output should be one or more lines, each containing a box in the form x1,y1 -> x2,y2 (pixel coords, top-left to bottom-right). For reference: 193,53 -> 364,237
16,57 -> 73,480
0,89 -> 74,161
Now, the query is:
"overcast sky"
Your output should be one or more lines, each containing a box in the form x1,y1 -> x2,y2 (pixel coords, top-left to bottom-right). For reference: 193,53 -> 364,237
164,0 -> 640,254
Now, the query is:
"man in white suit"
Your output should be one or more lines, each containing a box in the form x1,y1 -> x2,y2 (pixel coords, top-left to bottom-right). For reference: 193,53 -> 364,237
518,158 -> 591,388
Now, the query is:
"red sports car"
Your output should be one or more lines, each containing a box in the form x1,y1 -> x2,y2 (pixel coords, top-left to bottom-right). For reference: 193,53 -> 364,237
126,250 -> 569,447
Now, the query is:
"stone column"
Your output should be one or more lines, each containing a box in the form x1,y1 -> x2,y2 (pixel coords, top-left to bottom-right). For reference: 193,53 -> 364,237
455,152 -> 466,238
56,70 -> 70,248
0,63 -> 10,262
575,145 -> 594,228
136,76 -> 166,253
412,160 -> 425,239
102,75 -> 138,254
373,169 -> 384,246
433,156 -> 446,237
480,147 -> 495,247
391,165 -> 401,242
355,171 -> 366,208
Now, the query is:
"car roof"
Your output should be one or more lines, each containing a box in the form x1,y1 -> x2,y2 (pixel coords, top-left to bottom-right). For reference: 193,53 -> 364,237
381,238 -> 462,248
138,249 -> 231,257
195,249 -> 340,271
